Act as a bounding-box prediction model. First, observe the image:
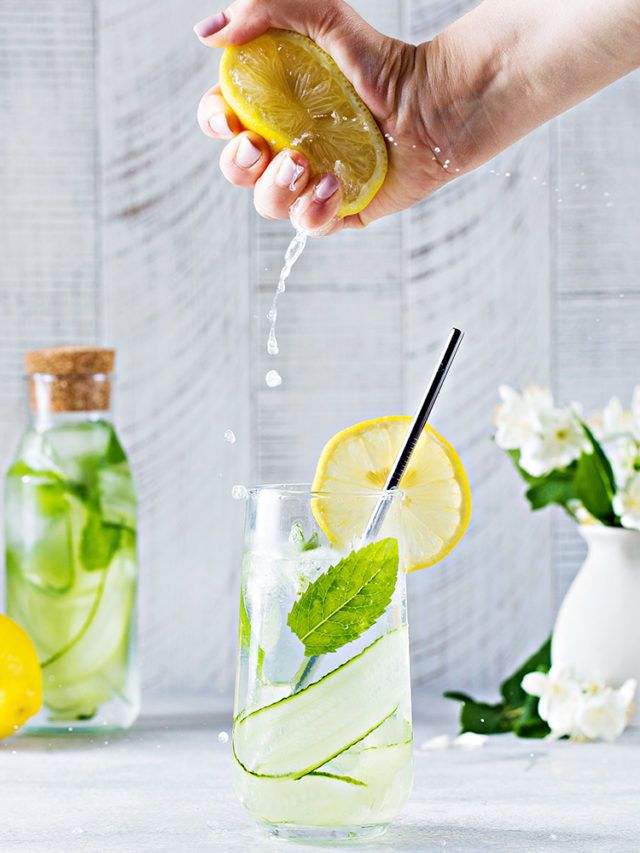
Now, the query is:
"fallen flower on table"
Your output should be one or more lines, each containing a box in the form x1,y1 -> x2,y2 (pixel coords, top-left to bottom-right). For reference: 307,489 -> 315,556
522,667 -> 636,742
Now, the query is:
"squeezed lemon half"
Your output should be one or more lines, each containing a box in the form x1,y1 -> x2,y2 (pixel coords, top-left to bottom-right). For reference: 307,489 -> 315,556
312,417 -> 471,572
219,29 -> 388,217
0,614 -> 42,738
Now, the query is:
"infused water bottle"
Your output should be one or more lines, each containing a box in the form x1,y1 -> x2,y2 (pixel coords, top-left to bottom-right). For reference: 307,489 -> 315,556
4,347 -> 139,731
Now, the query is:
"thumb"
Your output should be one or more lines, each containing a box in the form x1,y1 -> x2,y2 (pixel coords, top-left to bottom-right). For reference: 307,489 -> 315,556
194,0 -> 390,93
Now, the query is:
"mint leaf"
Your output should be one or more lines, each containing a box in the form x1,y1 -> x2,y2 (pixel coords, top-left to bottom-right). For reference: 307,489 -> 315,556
80,512 -> 122,571
444,635 -> 551,739
287,538 -> 399,656
301,531 -> 319,551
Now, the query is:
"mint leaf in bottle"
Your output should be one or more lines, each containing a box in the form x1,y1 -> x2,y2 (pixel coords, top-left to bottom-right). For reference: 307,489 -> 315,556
80,511 -> 122,572
287,538 -> 399,656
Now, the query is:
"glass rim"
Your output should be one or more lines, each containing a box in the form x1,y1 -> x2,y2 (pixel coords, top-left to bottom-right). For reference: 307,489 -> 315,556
248,482 -> 401,499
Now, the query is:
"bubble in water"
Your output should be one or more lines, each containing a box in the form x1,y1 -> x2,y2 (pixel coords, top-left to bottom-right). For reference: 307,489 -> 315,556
218,731 -> 229,743
265,369 -> 282,388
232,485 -> 248,500
224,429 -> 236,444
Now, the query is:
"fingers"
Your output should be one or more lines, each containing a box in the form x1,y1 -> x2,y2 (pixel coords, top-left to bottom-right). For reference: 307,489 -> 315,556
197,86 -> 243,140
253,151 -> 311,219
290,174 -> 343,236
219,132 -> 271,187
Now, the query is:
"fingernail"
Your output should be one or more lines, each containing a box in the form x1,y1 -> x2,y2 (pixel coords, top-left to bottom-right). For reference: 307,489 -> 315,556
193,12 -> 227,39
209,113 -> 232,136
314,174 -> 340,202
235,137 -> 261,168
275,155 -> 303,189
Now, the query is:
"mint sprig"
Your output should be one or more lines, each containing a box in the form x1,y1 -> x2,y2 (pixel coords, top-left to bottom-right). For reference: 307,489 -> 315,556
287,538 -> 399,656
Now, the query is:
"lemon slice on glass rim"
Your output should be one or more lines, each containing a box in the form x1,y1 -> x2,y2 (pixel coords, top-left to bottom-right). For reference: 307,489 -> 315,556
311,416 -> 471,572
219,29 -> 388,217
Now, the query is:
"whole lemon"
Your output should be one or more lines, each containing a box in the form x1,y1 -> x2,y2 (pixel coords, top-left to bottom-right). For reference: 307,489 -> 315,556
0,614 -> 42,738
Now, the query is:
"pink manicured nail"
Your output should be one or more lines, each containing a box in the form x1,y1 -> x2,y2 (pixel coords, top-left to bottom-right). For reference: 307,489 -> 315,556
275,155 -> 303,189
235,137 -> 261,168
193,12 -> 227,39
209,113 -> 232,136
314,174 -> 340,202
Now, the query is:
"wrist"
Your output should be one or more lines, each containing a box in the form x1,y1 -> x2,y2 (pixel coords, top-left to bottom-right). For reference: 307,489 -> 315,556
413,32 -> 507,175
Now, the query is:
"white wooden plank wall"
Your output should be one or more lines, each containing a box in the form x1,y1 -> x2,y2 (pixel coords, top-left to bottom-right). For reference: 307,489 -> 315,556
552,72 -> 640,604
406,2 -> 553,691
0,2 -> 99,595
253,0 -> 405,486
97,0 -> 251,699
0,0 -> 638,705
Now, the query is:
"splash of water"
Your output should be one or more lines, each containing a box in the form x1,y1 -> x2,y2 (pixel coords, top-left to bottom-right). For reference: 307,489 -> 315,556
266,228 -> 308,357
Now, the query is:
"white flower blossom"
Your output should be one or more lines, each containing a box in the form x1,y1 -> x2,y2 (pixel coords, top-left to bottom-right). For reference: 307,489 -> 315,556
494,385 -> 553,451
605,435 -> 639,490
518,407 -> 589,478
522,666 -> 581,738
522,667 -> 636,742
591,388 -> 640,443
576,680 -> 637,742
613,472 -> 640,531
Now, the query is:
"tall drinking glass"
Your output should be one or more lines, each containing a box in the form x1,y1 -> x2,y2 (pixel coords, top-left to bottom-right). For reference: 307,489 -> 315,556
232,485 -> 412,841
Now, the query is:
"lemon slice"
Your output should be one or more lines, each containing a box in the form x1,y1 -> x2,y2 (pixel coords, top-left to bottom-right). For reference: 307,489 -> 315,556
219,29 -> 388,217
312,417 -> 471,572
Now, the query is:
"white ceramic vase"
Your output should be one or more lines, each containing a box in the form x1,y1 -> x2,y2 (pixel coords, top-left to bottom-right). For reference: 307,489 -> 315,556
552,525 -> 640,724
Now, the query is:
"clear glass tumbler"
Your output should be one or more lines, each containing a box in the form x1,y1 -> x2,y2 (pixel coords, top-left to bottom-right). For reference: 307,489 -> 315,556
232,485 -> 413,841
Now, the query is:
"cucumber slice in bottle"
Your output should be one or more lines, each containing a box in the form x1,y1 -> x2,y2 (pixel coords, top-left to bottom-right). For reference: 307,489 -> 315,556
233,626 -> 408,779
42,551 -> 136,686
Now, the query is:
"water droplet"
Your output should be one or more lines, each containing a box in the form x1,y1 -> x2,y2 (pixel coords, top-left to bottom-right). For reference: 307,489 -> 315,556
265,369 -> 282,388
224,429 -> 236,444
434,146 -> 441,153
504,172 -> 511,177
267,329 -> 279,355
232,485 -> 248,501
218,731 -> 229,743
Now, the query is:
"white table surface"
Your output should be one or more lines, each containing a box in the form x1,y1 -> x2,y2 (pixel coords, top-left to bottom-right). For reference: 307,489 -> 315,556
1,697 -> 639,853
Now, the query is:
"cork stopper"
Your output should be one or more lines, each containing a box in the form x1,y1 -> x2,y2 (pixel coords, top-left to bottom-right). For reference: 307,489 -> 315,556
25,346 -> 115,414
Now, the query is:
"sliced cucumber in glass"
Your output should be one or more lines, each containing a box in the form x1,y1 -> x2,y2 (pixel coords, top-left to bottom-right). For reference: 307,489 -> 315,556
233,627 -> 408,779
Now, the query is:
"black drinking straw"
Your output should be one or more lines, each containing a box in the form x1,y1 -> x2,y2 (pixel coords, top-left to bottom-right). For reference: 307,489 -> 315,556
362,327 -> 464,542
293,328 -> 464,693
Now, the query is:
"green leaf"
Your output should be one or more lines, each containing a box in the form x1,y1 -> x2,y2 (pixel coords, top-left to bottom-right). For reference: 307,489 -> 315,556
500,636 -> 551,707
287,538 -> 399,656
573,423 -> 617,523
301,531 -> 319,551
80,512 -> 122,571
239,590 -> 252,652
442,693 -> 511,735
444,634 -> 551,740
525,473 -> 575,511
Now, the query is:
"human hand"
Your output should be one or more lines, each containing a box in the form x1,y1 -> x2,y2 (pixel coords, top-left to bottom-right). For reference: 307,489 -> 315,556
195,0 -> 450,236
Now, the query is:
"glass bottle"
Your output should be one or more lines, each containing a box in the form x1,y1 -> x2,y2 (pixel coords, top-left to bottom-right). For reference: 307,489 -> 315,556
4,347 -> 139,732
